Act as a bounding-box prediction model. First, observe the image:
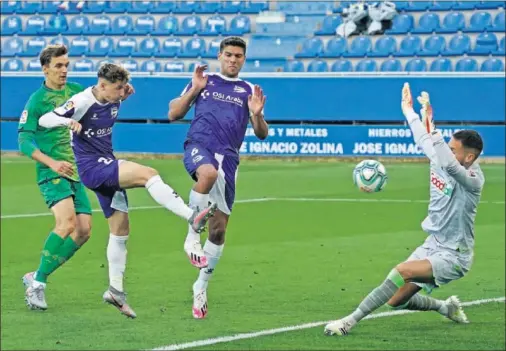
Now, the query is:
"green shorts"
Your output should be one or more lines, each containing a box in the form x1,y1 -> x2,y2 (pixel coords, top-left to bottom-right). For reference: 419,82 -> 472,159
38,177 -> 92,215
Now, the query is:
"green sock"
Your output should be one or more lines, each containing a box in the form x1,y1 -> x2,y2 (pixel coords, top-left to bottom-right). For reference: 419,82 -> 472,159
58,236 -> 81,263
35,232 -> 65,283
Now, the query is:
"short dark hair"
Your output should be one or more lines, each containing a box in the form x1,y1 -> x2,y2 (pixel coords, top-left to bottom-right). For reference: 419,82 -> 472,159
39,45 -> 68,66
97,63 -> 130,84
453,130 -> 484,157
219,36 -> 247,54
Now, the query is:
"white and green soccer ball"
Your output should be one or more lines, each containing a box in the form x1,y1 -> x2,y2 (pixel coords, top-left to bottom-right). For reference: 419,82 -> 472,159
353,160 -> 388,193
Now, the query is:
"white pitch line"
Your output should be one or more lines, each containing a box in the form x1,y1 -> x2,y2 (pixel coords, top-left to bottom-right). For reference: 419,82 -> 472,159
1,197 -> 504,219
152,297 -> 505,351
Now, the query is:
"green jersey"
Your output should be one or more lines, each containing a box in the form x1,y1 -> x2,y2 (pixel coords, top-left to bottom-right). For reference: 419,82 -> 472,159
18,82 -> 84,183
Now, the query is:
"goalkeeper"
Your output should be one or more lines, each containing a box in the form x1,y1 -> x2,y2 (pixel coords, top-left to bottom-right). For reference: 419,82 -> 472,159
324,82 -> 485,336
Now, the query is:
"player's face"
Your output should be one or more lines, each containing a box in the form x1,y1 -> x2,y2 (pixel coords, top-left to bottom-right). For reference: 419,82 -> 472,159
101,80 -> 127,103
449,137 -> 476,166
43,55 -> 69,89
218,46 -> 245,78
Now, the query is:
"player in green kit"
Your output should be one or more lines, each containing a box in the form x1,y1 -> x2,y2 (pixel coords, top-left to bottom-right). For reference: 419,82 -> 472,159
18,45 -> 107,311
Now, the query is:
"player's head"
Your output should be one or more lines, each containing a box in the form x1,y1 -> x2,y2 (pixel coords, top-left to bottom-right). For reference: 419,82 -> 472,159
96,63 -> 130,103
40,44 -> 69,89
218,36 -> 246,78
449,130 -> 484,167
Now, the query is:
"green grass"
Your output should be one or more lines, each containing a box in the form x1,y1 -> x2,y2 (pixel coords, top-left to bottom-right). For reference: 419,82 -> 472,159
1,158 -> 505,350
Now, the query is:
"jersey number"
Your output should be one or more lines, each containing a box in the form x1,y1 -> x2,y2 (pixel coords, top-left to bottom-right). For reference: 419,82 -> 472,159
98,157 -> 114,165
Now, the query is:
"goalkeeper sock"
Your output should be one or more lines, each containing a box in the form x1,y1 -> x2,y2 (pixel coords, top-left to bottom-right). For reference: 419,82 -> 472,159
350,268 -> 405,323
34,232 -> 65,284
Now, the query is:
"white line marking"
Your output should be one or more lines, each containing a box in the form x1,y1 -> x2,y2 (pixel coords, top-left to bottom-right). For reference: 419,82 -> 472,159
1,197 -> 503,219
152,297 -> 505,351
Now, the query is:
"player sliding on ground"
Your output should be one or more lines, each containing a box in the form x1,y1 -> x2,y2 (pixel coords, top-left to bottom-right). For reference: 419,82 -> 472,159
325,82 -> 485,336
39,63 -> 217,318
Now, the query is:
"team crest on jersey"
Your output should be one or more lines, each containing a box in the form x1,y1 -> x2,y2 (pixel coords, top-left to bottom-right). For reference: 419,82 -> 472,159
233,85 -> 247,94
430,171 -> 454,196
20,110 -> 28,124
111,107 -> 118,118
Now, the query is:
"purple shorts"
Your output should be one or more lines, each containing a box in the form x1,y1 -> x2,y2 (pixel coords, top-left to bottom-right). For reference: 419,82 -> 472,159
183,143 -> 239,215
78,156 -> 128,218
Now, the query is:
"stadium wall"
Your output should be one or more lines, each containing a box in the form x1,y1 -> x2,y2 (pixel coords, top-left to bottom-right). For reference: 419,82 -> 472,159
1,73 -> 504,157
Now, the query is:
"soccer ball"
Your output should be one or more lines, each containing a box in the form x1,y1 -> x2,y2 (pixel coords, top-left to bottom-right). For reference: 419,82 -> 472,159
353,160 -> 388,193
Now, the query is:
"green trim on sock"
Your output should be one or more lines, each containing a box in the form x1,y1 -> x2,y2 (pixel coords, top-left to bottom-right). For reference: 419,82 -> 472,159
58,236 -> 81,263
35,232 -> 65,283
387,268 -> 405,289
390,301 -> 409,310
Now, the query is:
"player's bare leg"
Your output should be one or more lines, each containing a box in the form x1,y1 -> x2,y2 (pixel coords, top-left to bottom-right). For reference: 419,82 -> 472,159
192,210 -> 228,319
103,210 -> 136,318
185,164 -> 218,268
117,160 -> 216,235
325,260 -> 435,336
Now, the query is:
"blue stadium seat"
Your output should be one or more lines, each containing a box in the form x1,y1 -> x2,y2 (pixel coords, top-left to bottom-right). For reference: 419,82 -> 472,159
109,37 -> 138,57
463,11 -> 493,32
453,1 -> 480,10
369,36 -> 397,57
476,1 -> 505,9
380,59 -> 403,72
492,36 -> 505,56
2,15 -> 22,35
155,38 -> 184,58
176,15 -> 202,35
85,15 -> 112,35
97,59 -> 115,68
19,36 -> 46,57
3,58 -> 24,71
315,15 -> 342,36
418,35 -> 446,56
430,58 -> 453,71
174,1 -> 200,14
431,1 -> 455,11
64,15 -> 89,34
355,59 -> 378,72
152,16 -> 178,35
481,58 -> 505,71
284,60 -> 305,72
73,59 -> 94,72
140,60 -> 162,73
221,1 -> 245,14
333,1 -> 353,13
242,1 -> 268,14
40,0 -> 76,14
1,1 -> 19,15
248,36 -> 306,60
151,1 -> 176,13
164,61 -> 185,72
455,58 -> 479,71
202,38 -> 221,58
68,36 -> 91,56
436,12 -> 465,33
394,36 -> 422,57
488,11 -> 505,32
82,1 -> 107,13
42,15 -> 68,35
20,15 -> 46,35
131,15 -> 156,35
405,58 -> 428,72
295,37 -> 324,58
180,37 -> 206,58
130,1 -> 153,13
196,1 -> 221,13
50,36 -> 70,47
406,1 -> 433,11
469,32 -> 498,55
120,59 -> 139,72
1,37 -> 24,57
307,60 -> 328,72
385,14 -> 414,34
224,15 -> 251,35
186,61 -> 207,72
321,37 -> 347,58
108,15 -> 134,35
331,60 -> 353,72
200,15 -> 226,35
442,34 -> 471,55
412,13 -> 441,34
17,1 -> 42,14
242,59 -> 282,72
343,37 -> 372,58
276,1 -> 332,15
105,1 -> 132,13
132,37 -> 160,57
88,36 -> 114,56
27,58 -> 42,71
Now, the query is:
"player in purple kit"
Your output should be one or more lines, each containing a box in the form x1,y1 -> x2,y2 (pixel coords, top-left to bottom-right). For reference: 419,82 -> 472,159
168,37 -> 269,319
39,63 -> 217,318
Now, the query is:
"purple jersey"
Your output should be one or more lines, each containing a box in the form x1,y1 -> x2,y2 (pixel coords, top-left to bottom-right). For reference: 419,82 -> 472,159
182,73 -> 255,156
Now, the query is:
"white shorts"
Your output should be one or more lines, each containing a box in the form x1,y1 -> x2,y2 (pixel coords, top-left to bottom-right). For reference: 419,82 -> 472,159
405,236 -> 473,293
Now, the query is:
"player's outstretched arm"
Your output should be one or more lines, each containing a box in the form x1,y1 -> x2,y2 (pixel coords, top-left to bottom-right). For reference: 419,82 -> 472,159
248,85 -> 269,140
401,83 -> 437,162
168,65 -> 208,121
431,131 -> 484,192
39,93 -> 91,132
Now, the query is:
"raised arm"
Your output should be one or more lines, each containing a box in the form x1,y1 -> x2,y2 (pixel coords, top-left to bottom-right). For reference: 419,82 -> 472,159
39,92 -> 91,133
168,65 -> 208,121
248,84 -> 269,140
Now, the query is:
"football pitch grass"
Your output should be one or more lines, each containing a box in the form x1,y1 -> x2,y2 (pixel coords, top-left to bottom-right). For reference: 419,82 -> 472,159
1,157 -> 504,350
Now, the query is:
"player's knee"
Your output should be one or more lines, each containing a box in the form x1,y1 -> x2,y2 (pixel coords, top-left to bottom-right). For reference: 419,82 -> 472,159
142,166 -> 159,183
54,215 -> 77,235
76,221 -> 92,242
395,263 -> 413,281
196,166 -> 218,187
208,221 -> 226,245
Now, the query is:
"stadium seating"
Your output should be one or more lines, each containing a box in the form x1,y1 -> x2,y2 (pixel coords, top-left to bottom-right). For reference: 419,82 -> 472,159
0,1 -> 504,72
